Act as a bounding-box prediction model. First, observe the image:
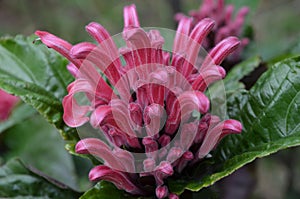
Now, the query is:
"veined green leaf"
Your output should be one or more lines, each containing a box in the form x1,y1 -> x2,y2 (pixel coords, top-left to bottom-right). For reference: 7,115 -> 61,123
0,35 -> 77,142
0,158 -> 81,198
3,114 -> 79,190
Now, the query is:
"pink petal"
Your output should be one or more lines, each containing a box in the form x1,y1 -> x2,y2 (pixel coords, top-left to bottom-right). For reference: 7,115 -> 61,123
123,28 -> 151,50
165,91 -> 210,135
142,137 -> 158,159
192,66 -> 226,92
86,22 -> 123,72
169,193 -> 180,199
172,16 -> 192,55
62,79 -> 95,127
201,36 -> 240,70
154,161 -> 174,186
128,102 -> 143,127
219,119 -> 242,138
0,90 -> 19,121
158,134 -> 171,147
197,119 -> 242,159
176,151 -> 194,173
180,122 -> 198,150
62,95 -> 90,127
217,0 -> 225,13
143,158 -> 156,172
70,42 -> 121,85
86,22 -> 111,43
183,18 -> 215,75
136,84 -> 150,108
166,147 -> 183,163
113,147 -> 136,172
76,138 -> 127,171
90,105 -> 112,127
148,30 -> 165,49
156,185 -> 169,199
148,76 -> 168,106
70,42 -> 96,59
108,127 -> 141,149
89,165 -> 143,195
108,127 -> 127,147
225,5 -> 234,23
143,104 -> 166,137
35,30 -> 79,67
178,91 -> 210,116
66,63 -> 79,78
123,4 -> 140,30
110,99 -> 137,138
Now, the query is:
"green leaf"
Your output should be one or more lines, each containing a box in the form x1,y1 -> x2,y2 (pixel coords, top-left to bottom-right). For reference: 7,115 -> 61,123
169,56 -> 300,194
80,181 -> 143,199
3,114 -> 79,190
0,103 -> 36,133
0,35 -> 77,142
0,158 -> 81,198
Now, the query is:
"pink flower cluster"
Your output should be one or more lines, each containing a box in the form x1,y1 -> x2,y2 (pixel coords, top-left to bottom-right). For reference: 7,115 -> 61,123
36,4 -> 242,198
0,89 -> 19,121
175,0 -> 249,64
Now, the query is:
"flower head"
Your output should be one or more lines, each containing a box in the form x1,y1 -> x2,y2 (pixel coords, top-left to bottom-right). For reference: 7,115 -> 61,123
36,4 -> 242,198
175,0 -> 249,65
0,89 -> 19,121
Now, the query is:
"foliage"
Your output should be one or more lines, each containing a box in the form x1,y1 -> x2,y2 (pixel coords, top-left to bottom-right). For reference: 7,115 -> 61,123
0,35 -> 78,143
3,114 -> 79,190
0,158 -> 81,198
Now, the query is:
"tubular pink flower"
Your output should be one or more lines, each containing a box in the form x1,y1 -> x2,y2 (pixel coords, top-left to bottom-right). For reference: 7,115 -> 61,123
143,158 -> 156,172
85,22 -> 122,69
201,36 -> 240,71
181,18 -> 215,76
129,102 -> 143,127
169,193 -> 180,199
0,90 -> 19,121
156,185 -> 169,199
191,66 -> 226,92
197,119 -> 242,159
175,0 -> 250,64
176,151 -> 194,173
76,138 -> 130,171
66,63 -> 79,77
35,31 -> 81,67
89,165 -> 143,195
154,161 -> 174,186
166,147 -> 183,163
124,4 -> 140,30
36,4 -> 243,198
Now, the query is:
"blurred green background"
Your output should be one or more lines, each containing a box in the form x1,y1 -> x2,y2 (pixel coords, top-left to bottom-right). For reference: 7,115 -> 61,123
0,0 -> 299,60
0,0 -> 299,198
